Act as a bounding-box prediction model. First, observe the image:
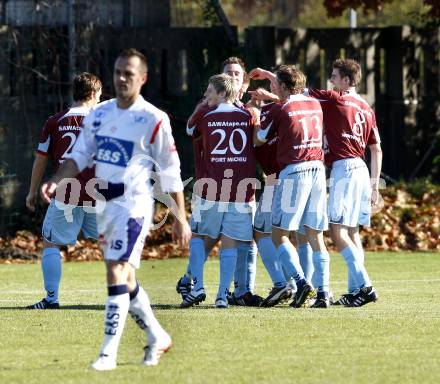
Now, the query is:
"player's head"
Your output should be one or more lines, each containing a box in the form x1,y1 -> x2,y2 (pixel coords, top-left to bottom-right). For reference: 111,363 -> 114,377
222,56 -> 246,90
114,48 -> 148,105
204,73 -> 239,107
73,72 -> 102,105
274,65 -> 306,99
330,59 -> 361,91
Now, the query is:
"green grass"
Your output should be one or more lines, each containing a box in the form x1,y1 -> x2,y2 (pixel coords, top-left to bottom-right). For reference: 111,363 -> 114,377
1,252 -> 439,384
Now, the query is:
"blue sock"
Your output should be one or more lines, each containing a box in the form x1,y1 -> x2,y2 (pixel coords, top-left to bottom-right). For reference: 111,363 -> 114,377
341,246 -> 371,291
218,248 -> 238,300
234,243 -> 248,297
246,242 -> 257,293
298,243 -> 314,282
42,248 -> 62,303
257,237 -> 286,288
277,242 -> 305,284
312,251 -> 330,294
348,249 -> 365,293
181,262 -> 192,285
189,238 -> 206,291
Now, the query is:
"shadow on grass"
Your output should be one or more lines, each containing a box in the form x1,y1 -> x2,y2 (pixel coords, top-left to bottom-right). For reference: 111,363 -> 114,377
0,303 -> 219,311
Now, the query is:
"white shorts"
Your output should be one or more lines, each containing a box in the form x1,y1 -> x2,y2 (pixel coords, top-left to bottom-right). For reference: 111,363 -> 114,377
190,196 -> 255,242
42,200 -> 98,245
272,161 -> 328,232
97,200 -> 153,269
328,158 -> 371,227
254,184 -> 276,234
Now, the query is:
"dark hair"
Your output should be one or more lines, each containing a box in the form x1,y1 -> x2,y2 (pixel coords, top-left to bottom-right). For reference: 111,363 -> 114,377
73,72 -> 102,102
221,56 -> 246,73
117,48 -> 148,73
332,59 -> 362,86
274,65 -> 306,94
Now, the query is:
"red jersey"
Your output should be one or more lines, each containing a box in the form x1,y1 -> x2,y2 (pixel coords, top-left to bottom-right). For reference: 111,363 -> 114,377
261,94 -> 324,169
187,101 -> 210,180
37,107 -> 95,206
254,103 -> 281,177
188,102 -> 256,202
307,89 -> 381,167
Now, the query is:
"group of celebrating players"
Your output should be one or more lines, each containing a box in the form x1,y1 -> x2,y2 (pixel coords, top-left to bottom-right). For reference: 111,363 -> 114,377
24,49 -> 382,370
176,56 -> 382,311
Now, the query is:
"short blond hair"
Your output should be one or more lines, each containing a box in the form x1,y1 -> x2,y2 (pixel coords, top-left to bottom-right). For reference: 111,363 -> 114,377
209,73 -> 239,102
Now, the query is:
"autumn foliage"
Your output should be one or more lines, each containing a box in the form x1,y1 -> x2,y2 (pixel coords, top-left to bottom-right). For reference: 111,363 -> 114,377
323,0 -> 439,18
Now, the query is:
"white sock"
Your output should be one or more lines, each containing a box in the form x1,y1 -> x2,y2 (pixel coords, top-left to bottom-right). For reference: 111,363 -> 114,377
99,286 -> 130,360
129,285 -> 166,345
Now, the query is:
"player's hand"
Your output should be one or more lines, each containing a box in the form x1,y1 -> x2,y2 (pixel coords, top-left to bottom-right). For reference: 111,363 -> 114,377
40,181 -> 57,204
172,219 -> 192,250
249,68 -> 273,81
371,188 -> 380,207
25,191 -> 38,212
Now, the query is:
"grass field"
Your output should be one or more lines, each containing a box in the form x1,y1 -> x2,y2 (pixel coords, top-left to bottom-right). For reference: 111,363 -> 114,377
0,252 -> 439,384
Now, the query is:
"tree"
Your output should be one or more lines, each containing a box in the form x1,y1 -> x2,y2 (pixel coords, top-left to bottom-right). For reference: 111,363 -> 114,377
323,0 -> 439,21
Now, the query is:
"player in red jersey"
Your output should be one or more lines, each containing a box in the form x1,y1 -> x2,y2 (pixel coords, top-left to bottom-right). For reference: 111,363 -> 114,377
177,58 -> 262,306
25,73 -> 102,309
306,59 -> 382,307
181,73 -> 257,308
250,59 -> 382,307
254,65 -> 331,308
252,100 -> 296,307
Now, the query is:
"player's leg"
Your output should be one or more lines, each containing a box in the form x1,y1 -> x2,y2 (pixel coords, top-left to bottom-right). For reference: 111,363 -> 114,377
257,230 -> 293,307
331,224 -> 377,306
218,202 -> 254,308
177,236 -> 218,300
126,268 -> 172,366
182,198 -> 222,307
233,241 -> 248,299
295,232 -> 314,283
347,226 -> 365,291
272,226 -> 313,307
300,164 -> 330,308
216,234 -> 240,308
271,168 -> 311,305
92,260 -> 131,371
29,240 -> 62,309
181,233 -> 208,307
245,241 -> 257,293
304,227 -> 330,308
27,202 -> 82,309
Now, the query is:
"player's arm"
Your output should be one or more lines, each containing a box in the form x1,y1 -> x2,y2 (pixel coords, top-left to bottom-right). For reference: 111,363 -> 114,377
369,143 -> 382,206
247,88 -> 279,103
249,67 -> 277,83
26,153 -> 49,211
150,115 -> 191,248
186,99 -> 208,136
40,159 -> 80,204
254,103 -> 277,147
170,191 -> 191,249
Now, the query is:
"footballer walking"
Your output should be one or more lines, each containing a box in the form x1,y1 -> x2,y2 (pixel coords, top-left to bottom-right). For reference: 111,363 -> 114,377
40,48 -> 191,370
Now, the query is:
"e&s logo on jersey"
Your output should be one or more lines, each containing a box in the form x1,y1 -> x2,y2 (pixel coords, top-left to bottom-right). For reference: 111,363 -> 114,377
95,135 -> 134,167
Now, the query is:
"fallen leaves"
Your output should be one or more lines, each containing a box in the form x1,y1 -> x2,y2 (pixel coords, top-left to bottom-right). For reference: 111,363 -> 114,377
0,187 -> 439,263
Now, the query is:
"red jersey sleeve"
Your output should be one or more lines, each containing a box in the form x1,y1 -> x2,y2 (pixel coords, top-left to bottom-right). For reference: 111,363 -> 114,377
307,88 -> 339,102
36,117 -> 54,157
187,101 -> 211,138
259,102 -> 280,140
367,113 -> 381,146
